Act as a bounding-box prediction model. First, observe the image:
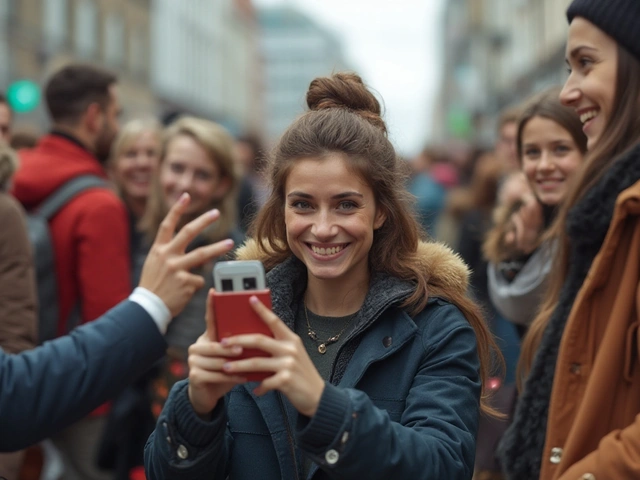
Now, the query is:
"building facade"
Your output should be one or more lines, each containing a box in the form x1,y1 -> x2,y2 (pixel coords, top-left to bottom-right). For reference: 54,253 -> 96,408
434,0 -> 572,145
1,0 -> 264,138
151,0 -> 263,137
258,6 -> 349,143
1,0 -> 157,129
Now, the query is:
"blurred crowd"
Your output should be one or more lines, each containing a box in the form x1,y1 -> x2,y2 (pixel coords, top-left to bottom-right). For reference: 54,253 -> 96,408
2,0 -> 640,477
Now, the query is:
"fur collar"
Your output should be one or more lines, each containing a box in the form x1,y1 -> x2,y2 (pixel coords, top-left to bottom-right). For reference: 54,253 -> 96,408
235,238 -> 470,300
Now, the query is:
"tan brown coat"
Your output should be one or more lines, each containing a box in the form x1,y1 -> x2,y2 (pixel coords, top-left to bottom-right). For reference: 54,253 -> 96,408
542,180 -> 640,480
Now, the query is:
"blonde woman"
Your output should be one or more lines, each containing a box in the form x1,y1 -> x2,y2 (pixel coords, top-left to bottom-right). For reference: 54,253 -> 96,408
139,116 -> 243,413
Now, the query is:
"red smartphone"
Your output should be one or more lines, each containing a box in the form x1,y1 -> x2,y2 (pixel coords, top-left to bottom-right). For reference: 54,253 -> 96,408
212,261 -> 273,382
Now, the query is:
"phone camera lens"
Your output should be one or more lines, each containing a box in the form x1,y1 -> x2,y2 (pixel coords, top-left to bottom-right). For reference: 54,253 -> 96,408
222,279 -> 233,292
243,277 -> 257,290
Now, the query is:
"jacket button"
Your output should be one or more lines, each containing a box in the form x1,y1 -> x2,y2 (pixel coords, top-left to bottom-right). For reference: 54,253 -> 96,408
382,336 -> 392,348
570,363 -> 581,374
581,474 -> 596,480
325,449 -> 339,465
549,447 -> 563,464
177,444 -> 189,459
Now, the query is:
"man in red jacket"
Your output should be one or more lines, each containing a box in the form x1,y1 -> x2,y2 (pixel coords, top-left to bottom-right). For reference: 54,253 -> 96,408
12,64 -> 128,480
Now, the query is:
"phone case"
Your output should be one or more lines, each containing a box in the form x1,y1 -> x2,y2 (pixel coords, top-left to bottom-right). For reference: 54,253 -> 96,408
212,289 -> 273,382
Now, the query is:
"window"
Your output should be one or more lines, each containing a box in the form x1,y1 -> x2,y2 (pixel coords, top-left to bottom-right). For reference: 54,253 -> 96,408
129,28 -> 148,75
74,0 -> 97,58
104,12 -> 125,65
43,0 -> 68,49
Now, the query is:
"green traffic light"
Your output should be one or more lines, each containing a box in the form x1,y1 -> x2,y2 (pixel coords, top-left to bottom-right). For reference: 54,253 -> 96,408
7,80 -> 41,113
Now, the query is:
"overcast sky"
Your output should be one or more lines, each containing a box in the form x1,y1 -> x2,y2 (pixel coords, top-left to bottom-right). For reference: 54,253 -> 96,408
253,0 -> 446,157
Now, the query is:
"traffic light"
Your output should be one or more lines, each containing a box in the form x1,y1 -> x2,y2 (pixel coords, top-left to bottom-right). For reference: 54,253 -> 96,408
6,80 -> 41,113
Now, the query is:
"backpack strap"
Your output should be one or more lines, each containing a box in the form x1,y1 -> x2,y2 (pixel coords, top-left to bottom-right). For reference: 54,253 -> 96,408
37,175 -> 108,219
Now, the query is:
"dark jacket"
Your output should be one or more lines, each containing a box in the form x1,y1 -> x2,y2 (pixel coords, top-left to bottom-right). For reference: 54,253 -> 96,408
0,192 -> 37,353
0,300 -> 166,452
500,143 -> 640,480
145,241 -> 482,479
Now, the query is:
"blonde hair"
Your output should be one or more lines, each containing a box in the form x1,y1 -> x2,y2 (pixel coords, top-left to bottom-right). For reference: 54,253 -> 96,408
0,146 -> 19,191
110,118 -> 162,165
139,116 -> 239,244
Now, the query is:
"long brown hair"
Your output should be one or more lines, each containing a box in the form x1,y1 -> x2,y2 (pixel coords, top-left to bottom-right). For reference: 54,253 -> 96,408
519,44 -> 640,384
250,72 -> 501,413
483,87 -> 588,264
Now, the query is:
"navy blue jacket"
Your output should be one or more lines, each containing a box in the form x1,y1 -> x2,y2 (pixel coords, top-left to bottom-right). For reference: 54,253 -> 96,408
0,300 -> 166,452
145,242 -> 482,479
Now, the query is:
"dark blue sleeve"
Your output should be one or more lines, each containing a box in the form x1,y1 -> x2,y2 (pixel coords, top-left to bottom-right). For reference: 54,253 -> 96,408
144,380 -> 231,480
0,300 -> 166,452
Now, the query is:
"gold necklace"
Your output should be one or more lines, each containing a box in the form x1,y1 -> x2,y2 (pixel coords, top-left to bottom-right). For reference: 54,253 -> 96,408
304,302 -> 353,354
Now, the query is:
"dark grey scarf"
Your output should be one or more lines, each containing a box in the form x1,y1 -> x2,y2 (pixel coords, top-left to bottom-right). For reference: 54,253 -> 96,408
499,143 -> 640,479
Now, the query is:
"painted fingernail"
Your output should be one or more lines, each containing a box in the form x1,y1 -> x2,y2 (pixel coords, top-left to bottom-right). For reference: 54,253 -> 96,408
231,346 -> 242,354
224,239 -> 234,247
249,296 -> 258,305
223,362 -> 232,371
179,193 -> 189,204
221,338 -> 229,346
209,208 -> 220,217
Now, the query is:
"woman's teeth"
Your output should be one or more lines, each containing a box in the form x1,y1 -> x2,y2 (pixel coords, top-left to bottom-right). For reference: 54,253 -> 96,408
311,245 -> 344,256
580,110 -> 598,124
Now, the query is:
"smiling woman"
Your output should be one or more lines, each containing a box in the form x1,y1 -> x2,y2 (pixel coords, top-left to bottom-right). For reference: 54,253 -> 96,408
499,1 -> 640,479
144,72 -> 501,480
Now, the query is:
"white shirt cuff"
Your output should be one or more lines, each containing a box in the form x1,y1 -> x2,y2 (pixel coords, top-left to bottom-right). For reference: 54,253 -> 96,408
129,287 -> 172,334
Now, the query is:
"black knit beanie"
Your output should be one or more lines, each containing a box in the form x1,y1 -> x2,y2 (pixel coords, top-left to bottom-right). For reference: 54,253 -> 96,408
567,0 -> 640,61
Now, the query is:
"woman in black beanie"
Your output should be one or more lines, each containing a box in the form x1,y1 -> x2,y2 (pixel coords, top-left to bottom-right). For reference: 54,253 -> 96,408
499,0 -> 640,479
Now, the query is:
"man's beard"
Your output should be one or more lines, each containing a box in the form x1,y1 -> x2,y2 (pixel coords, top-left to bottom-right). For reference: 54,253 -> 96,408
95,125 -> 115,165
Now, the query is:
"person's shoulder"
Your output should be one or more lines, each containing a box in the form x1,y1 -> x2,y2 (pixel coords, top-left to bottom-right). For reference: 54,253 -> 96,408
0,192 -> 25,219
412,297 -> 473,339
71,186 -> 126,217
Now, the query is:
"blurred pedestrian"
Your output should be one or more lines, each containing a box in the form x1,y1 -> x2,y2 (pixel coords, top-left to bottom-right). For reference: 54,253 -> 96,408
474,87 -> 587,480
138,116 -> 243,416
145,72 -> 499,480
234,133 -> 268,232
494,106 -> 521,172
500,1 -> 640,478
0,145 -> 38,479
0,93 -> 11,145
485,86 -> 587,337
109,118 -> 163,284
407,146 -> 447,238
11,63 -> 130,480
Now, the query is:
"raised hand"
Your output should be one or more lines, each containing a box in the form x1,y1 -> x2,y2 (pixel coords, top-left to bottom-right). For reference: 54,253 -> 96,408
187,289 -> 246,417
138,193 -> 235,317
220,296 -> 325,418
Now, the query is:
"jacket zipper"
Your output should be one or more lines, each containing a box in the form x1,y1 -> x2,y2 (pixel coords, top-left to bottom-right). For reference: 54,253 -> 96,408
277,393 -> 301,480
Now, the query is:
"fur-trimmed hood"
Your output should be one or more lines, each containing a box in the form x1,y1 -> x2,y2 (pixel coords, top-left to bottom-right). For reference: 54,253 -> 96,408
235,238 -> 470,301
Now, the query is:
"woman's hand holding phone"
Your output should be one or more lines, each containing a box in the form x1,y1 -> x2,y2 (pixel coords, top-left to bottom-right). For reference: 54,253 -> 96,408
220,296 -> 326,418
187,289 -> 247,418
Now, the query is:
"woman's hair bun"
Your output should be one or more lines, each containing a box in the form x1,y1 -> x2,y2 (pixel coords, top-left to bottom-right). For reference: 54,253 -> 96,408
306,72 -> 386,133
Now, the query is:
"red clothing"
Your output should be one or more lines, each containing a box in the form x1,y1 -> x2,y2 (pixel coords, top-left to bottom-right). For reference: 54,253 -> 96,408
12,134 -> 131,333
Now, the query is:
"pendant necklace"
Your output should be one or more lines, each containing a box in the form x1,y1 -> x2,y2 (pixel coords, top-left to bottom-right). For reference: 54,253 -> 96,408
304,301 -> 354,354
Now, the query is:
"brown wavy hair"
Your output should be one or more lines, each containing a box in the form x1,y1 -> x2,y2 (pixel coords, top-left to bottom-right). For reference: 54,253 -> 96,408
483,87 -> 588,264
250,72 -> 501,414
518,44 -> 640,385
